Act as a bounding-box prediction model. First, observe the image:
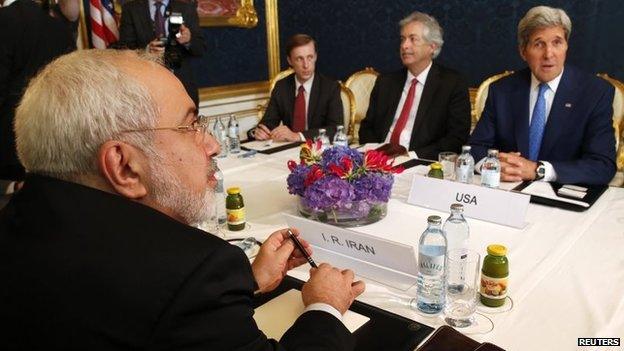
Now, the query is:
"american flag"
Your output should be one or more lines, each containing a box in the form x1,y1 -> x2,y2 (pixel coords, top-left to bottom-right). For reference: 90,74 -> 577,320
90,0 -> 119,48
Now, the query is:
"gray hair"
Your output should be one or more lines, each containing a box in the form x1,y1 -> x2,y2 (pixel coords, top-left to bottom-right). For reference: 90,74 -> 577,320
518,6 -> 572,49
15,49 -> 161,181
399,11 -> 444,58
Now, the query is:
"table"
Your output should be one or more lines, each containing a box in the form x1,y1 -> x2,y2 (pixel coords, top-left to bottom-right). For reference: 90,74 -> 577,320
217,148 -> 624,351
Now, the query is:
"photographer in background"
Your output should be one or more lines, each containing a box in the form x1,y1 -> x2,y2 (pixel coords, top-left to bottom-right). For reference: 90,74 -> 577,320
117,0 -> 205,107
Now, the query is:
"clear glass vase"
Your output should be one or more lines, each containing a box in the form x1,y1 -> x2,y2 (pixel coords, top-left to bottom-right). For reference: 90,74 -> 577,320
297,196 -> 388,227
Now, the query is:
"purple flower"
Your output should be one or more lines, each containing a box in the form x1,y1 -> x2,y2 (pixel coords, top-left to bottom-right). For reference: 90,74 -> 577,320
302,175 -> 355,210
286,164 -> 310,196
352,173 -> 394,203
320,146 -> 363,171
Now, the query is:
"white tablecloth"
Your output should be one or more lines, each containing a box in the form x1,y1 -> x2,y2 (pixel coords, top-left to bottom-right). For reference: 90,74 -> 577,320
217,148 -> 624,351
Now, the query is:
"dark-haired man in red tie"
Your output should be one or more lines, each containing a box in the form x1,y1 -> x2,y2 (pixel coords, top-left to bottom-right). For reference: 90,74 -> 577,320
359,12 -> 470,160
254,34 -> 343,142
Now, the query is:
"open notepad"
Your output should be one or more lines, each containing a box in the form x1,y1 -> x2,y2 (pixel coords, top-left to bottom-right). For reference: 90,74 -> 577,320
520,181 -> 590,208
253,289 -> 370,340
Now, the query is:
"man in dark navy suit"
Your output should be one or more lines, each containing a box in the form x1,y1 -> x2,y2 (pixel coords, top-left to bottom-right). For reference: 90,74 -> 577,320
469,5 -> 616,185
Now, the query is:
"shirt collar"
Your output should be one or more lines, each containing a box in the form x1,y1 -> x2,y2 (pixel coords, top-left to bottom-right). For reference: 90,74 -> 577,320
2,0 -> 18,7
295,74 -> 314,94
406,61 -> 433,86
530,68 -> 564,94
149,0 -> 169,9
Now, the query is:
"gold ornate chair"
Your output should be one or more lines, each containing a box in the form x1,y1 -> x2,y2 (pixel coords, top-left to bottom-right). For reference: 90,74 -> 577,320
338,82 -> 356,139
344,67 -> 380,144
257,68 -> 295,119
597,73 -> 624,186
472,71 -> 514,129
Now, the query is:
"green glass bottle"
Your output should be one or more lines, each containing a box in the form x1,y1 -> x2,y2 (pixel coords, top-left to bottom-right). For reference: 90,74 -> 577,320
428,162 -> 444,179
480,244 -> 509,307
226,187 -> 246,231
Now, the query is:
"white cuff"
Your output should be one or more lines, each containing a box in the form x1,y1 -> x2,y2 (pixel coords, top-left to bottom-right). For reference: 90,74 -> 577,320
303,302 -> 344,323
539,160 -> 557,182
299,132 -> 306,142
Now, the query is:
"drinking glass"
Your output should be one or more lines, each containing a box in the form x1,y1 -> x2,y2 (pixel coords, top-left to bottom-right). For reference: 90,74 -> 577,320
438,152 -> 458,180
444,249 -> 480,327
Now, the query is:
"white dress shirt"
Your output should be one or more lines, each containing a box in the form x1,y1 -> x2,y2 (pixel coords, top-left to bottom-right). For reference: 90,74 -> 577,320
383,62 -> 432,152
294,74 -> 314,141
1,0 -> 17,7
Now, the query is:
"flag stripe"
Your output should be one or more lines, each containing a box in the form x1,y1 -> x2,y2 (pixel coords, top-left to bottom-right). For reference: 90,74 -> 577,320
90,0 -> 118,48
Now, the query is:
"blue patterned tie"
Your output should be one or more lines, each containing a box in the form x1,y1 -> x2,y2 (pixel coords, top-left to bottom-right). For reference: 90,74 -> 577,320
529,83 -> 548,161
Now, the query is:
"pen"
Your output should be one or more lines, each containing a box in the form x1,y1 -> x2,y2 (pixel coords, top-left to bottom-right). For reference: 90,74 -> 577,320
287,229 -> 317,268
238,150 -> 257,158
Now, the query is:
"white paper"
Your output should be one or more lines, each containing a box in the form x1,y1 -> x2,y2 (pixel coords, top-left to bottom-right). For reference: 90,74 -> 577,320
253,289 -> 370,340
521,181 -> 589,208
242,140 -> 300,152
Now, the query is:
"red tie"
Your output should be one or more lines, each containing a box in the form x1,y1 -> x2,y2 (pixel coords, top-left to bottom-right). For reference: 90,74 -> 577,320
390,78 -> 417,145
292,85 -> 306,133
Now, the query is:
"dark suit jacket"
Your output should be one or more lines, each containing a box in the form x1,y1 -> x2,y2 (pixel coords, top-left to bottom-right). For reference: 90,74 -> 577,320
358,64 -> 471,160
469,66 -> 616,185
260,73 -> 344,140
0,0 -> 75,180
0,174 -> 354,350
117,0 -> 205,106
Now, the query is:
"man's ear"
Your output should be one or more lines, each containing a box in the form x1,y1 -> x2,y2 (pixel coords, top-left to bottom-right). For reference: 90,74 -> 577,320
97,141 -> 148,199
519,45 -> 527,62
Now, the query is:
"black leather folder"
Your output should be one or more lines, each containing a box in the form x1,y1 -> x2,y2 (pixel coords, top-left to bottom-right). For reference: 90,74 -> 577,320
253,275 -> 434,351
514,181 -> 608,212
241,140 -> 301,154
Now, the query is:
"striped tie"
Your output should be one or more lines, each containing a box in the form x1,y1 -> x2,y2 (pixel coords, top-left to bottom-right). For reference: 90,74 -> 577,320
529,83 -> 548,161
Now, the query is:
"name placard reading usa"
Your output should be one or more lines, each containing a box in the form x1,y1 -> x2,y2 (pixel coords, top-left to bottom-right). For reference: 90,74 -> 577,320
284,213 -> 418,290
407,175 -> 530,228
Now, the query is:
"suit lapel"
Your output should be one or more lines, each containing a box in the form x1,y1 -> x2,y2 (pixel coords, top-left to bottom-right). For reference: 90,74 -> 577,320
513,70 -> 531,156
307,75 -> 320,126
283,76 -> 296,127
382,71 -> 407,137
411,63 -> 439,138
539,67 -> 576,158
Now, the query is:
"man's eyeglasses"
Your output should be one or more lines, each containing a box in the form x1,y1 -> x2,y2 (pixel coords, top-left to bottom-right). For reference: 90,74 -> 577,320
121,115 -> 213,145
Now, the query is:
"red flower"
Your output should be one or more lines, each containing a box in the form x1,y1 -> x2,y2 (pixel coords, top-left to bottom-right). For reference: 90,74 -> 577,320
287,160 -> 298,171
328,156 -> 354,179
363,150 -> 404,174
304,164 -> 324,186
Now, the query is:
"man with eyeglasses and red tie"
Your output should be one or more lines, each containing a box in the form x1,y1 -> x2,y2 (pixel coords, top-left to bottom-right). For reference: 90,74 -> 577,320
253,34 -> 344,142
0,49 -> 364,350
359,11 -> 471,160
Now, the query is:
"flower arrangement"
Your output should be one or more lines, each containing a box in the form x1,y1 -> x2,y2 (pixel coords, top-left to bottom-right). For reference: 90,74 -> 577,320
287,140 -> 404,226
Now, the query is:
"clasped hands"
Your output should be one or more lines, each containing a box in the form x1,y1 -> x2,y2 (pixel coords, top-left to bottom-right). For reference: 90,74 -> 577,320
251,228 -> 365,315
254,124 -> 301,142
498,152 -> 538,182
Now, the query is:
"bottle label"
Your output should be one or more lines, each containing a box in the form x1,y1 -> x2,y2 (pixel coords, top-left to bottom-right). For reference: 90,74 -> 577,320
418,253 -> 445,276
481,169 -> 500,187
226,207 -> 246,225
480,273 -> 508,299
456,165 -> 470,182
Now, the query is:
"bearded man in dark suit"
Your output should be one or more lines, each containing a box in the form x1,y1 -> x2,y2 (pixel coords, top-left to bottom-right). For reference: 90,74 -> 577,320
0,49 -> 364,350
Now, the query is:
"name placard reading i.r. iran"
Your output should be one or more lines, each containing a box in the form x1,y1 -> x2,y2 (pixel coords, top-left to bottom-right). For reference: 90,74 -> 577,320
407,175 -> 530,228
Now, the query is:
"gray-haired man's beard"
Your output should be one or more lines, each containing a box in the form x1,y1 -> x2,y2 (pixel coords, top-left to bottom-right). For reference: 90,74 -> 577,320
147,158 -> 215,226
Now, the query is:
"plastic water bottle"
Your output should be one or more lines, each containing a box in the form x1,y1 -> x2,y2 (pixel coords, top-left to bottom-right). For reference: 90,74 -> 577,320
315,128 -> 331,151
443,203 -> 469,293
228,114 -> 241,154
214,168 -> 226,225
415,215 -> 447,314
455,145 -> 475,184
481,149 -> 500,188
213,117 -> 229,158
332,125 -> 348,147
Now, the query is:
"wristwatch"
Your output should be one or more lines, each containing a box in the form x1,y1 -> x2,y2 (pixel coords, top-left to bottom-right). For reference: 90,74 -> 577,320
535,161 -> 546,180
